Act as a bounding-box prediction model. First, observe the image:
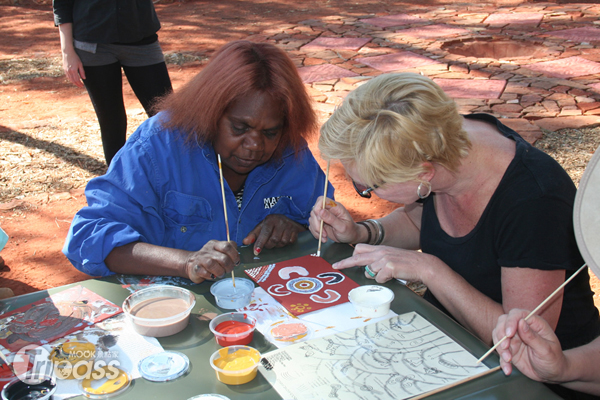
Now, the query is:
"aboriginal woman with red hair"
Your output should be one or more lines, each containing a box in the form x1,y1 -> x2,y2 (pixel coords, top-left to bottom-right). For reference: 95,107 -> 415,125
63,40 -> 333,283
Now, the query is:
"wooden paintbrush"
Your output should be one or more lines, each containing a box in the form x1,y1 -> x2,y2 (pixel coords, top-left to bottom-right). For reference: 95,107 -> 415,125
477,262 -> 588,364
217,154 -> 235,287
316,160 -> 331,257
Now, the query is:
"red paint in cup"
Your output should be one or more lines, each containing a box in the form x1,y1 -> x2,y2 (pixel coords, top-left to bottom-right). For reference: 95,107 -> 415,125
209,313 -> 256,346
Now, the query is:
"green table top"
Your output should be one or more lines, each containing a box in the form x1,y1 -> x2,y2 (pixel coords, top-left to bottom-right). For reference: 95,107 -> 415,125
0,232 -> 560,399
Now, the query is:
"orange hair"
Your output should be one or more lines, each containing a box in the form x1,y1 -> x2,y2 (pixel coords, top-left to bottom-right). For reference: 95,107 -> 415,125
156,40 -> 317,157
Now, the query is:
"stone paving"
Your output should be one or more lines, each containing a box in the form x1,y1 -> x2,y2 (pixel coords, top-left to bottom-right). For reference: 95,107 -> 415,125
244,2 -> 600,143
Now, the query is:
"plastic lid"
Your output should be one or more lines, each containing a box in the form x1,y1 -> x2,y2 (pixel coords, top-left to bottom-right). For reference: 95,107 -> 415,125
138,351 -> 190,382
80,367 -> 130,399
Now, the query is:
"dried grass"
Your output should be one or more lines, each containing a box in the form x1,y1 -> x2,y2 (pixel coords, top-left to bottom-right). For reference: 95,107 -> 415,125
0,113 -> 147,202
0,57 -> 63,84
535,127 -> 600,187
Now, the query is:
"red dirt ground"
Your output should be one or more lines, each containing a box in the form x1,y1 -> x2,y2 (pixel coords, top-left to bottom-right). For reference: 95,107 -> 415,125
1,0 -> 598,303
1,0 -> 407,296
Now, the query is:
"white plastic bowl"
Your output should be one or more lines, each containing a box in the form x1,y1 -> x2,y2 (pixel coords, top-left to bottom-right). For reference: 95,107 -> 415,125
122,285 -> 196,337
348,285 -> 394,318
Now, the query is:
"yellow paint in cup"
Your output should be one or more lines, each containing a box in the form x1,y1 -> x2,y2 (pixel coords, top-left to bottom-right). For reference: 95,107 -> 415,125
209,346 -> 260,385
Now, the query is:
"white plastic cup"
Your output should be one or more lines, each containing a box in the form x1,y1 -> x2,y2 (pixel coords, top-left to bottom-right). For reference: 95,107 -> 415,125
210,278 -> 254,310
348,285 -> 394,318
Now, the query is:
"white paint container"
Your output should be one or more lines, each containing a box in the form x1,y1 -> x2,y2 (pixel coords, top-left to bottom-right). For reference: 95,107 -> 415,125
210,278 -> 254,310
348,285 -> 394,318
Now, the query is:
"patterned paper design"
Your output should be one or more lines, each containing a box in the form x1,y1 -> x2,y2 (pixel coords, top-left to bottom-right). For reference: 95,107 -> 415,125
244,254 -> 359,316
0,285 -> 122,352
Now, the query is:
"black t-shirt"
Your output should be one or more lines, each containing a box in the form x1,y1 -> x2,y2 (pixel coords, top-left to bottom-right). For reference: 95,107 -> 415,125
53,0 -> 161,44
421,113 -> 600,351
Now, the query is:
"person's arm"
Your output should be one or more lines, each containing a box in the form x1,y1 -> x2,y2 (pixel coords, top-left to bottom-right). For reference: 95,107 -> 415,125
309,200 -> 421,249
316,198 -> 550,344
561,337 -> 600,394
378,202 -> 422,250
435,189 -> 571,343
105,240 -> 239,283
494,309 -> 600,396
427,265 -> 564,345
57,22 -> 85,87
63,119 -> 236,279
333,245 -> 564,345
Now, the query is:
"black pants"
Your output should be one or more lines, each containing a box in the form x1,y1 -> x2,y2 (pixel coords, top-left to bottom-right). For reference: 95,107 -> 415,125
82,61 -> 172,165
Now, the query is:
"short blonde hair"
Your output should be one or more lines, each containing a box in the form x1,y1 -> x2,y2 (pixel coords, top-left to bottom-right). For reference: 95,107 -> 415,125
319,73 -> 471,186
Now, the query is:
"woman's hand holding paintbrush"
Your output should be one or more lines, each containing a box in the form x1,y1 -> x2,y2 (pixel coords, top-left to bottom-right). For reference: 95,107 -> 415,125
309,199 -> 362,245
185,240 -> 240,282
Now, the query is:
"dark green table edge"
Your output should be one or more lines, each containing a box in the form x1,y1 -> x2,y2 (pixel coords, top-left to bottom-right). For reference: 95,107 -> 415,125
0,232 -> 560,399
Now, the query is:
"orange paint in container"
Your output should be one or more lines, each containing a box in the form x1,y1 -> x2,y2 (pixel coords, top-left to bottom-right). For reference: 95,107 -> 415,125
270,322 -> 309,342
209,313 -> 256,346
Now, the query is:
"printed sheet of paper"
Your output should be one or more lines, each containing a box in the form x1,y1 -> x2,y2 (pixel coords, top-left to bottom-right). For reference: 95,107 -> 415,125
0,285 -> 122,352
259,311 -> 488,400
244,254 -> 359,316
239,287 -> 397,348
0,313 -> 164,400
50,313 -> 164,399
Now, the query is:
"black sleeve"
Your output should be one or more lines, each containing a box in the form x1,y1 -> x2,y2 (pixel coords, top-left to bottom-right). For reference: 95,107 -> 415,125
496,195 -> 582,271
52,0 -> 75,26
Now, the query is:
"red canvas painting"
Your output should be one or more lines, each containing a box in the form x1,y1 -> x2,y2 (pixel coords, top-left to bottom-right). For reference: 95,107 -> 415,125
245,254 -> 359,316
0,285 -> 122,352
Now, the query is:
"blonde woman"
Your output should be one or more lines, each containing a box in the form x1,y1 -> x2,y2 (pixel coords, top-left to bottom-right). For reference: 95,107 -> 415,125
309,73 -> 599,399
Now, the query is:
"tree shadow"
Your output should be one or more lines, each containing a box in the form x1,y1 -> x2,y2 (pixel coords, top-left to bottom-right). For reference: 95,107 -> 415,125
0,126 -> 107,175
0,278 -> 40,301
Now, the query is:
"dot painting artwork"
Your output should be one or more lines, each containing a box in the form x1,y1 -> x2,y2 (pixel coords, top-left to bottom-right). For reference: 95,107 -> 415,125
244,254 -> 359,316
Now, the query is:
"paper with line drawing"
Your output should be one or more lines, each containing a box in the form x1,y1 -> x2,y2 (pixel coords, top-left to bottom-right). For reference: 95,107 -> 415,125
258,311 -> 488,400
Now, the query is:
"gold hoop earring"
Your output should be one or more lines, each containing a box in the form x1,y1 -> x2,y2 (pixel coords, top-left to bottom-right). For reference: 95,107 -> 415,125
417,181 -> 432,200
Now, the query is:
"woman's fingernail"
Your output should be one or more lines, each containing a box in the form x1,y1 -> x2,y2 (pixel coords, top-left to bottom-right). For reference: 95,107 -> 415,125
332,263 -> 339,269
255,247 -> 261,255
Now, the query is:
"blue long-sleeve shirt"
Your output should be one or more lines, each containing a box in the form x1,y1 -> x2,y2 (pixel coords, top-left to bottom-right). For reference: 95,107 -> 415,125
63,113 -> 334,277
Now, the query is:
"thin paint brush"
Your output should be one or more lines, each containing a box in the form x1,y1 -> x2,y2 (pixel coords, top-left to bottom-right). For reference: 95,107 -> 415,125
477,262 -> 588,364
217,154 -> 235,287
316,160 -> 331,257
